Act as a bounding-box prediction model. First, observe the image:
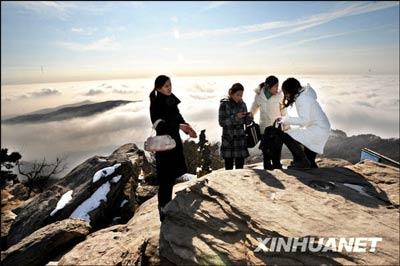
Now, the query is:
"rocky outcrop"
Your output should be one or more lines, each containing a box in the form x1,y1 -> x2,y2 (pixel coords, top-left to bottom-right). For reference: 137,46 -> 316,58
58,190 -> 164,265
1,219 -> 90,266
6,143 -> 141,248
160,160 -> 399,265
57,159 -> 399,265
1,187 -> 34,250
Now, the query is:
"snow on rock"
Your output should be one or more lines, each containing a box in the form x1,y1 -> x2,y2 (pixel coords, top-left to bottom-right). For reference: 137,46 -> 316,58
120,199 -> 128,208
92,163 -> 121,183
50,190 -> 73,216
343,183 -> 372,197
138,170 -> 145,181
176,173 -> 196,183
112,217 -> 121,223
70,182 -> 111,223
110,175 -> 122,183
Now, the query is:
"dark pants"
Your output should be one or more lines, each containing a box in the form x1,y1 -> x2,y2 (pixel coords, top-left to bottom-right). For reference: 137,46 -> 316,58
224,158 -> 245,170
157,175 -> 176,221
282,133 -> 318,168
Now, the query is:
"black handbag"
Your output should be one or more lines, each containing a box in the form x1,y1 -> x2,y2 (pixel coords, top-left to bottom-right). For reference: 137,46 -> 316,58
245,122 -> 261,148
262,121 -> 283,155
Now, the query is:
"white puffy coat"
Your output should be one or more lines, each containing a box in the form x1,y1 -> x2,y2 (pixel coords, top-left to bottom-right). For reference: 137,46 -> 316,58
283,84 -> 331,154
250,85 -> 288,133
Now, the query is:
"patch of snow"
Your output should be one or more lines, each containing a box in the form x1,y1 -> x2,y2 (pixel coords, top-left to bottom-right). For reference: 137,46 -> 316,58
177,173 -> 196,183
138,169 -> 145,181
196,167 -> 202,173
45,261 -> 59,266
120,199 -> 129,207
92,163 -> 121,183
97,157 -> 107,162
112,216 -> 121,222
343,183 -> 372,197
50,190 -> 73,216
110,175 -> 122,183
70,182 -> 110,223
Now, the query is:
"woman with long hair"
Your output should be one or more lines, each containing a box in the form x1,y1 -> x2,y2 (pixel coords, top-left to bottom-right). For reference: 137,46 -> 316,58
276,77 -> 331,169
149,75 -> 196,222
250,75 -> 288,169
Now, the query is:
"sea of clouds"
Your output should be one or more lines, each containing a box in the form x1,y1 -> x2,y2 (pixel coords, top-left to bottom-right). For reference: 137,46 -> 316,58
1,74 -> 399,173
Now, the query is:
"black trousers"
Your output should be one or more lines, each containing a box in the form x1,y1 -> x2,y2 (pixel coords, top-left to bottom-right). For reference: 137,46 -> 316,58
157,175 -> 175,209
282,133 -> 318,168
224,157 -> 245,170
304,146 -> 318,168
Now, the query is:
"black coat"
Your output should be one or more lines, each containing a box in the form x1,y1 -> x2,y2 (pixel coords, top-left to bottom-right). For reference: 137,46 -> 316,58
149,90 -> 188,179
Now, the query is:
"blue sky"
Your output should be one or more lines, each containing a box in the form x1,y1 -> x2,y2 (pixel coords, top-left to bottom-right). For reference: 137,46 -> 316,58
1,1 -> 399,84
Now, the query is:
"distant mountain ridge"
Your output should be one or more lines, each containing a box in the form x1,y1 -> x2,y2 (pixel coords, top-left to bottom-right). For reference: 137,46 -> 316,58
2,100 -> 135,124
28,100 -> 94,115
323,129 -> 399,163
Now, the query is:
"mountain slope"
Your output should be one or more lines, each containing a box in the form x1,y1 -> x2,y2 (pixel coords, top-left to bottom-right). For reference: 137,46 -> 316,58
2,100 -> 135,124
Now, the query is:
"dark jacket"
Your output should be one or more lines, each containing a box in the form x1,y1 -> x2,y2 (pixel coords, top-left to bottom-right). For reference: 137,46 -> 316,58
218,97 -> 250,158
149,90 -> 188,178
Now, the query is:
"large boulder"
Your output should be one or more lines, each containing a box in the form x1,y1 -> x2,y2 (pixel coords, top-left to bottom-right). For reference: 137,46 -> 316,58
1,218 -> 90,266
159,160 -> 399,265
56,159 -> 399,265
58,190 -> 164,265
6,143 -> 142,248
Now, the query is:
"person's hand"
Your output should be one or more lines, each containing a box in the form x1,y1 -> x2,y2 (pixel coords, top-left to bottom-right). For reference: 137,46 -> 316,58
179,124 -> 191,133
188,128 -> 197,138
236,112 -> 247,119
180,124 -> 197,138
275,116 -> 286,124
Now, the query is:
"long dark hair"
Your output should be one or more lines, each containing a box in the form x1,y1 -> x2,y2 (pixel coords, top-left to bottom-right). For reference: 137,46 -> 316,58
282,77 -> 302,107
258,75 -> 278,92
150,75 -> 170,100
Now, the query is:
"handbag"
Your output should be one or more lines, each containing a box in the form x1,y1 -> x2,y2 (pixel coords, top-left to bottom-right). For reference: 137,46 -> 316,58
144,119 -> 176,152
262,121 -> 283,155
245,121 -> 261,148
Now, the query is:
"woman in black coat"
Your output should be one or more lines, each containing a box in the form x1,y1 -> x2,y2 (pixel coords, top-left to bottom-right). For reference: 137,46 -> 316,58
149,75 -> 196,222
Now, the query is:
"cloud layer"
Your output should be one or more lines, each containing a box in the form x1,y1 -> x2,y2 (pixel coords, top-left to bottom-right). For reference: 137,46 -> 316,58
1,74 -> 398,173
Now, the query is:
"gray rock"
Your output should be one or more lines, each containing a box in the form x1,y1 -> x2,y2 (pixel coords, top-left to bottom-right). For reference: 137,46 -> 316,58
6,144 -> 141,248
1,218 -> 90,266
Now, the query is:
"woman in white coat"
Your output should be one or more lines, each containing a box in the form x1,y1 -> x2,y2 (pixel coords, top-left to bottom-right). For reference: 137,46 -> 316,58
277,77 -> 331,169
250,75 -> 288,169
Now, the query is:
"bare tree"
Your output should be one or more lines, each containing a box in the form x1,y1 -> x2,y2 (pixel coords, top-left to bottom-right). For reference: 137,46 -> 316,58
17,156 -> 68,198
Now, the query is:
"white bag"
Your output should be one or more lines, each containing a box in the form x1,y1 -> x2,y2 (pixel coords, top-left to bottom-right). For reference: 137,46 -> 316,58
144,119 -> 176,152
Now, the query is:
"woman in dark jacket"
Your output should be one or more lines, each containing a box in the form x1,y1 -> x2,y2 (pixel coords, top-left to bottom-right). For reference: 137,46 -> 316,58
149,75 -> 196,222
218,83 -> 252,170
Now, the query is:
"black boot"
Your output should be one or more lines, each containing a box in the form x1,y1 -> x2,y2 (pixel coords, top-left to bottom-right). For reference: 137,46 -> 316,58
304,147 -> 318,168
282,134 -> 311,169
